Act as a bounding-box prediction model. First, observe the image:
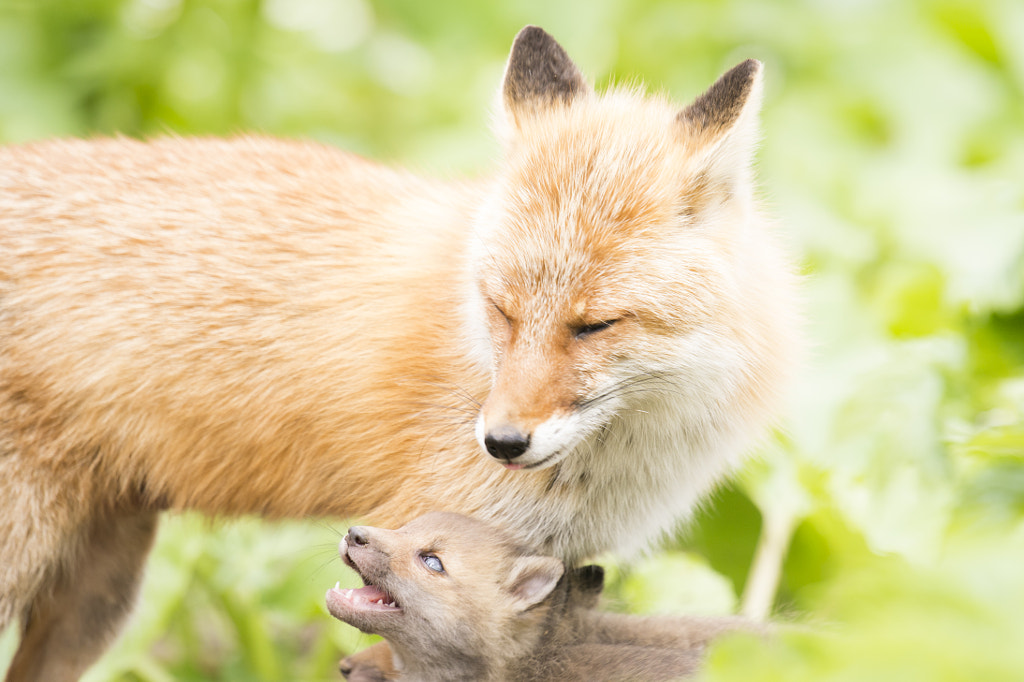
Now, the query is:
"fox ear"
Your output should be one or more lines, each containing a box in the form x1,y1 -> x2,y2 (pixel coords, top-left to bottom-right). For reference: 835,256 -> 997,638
500,26 -> 589,129
677,59 -> 764,183
572,564 -> 605,594
567,564 -> 605,609
504,555 -> 564,612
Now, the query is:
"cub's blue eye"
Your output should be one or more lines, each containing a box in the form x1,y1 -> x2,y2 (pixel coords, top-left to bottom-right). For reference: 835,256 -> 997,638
421,553 -> 444,573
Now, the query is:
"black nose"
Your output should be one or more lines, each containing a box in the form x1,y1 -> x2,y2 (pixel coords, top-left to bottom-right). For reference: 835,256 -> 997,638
347,526 -> 370,547
484,426 -> 531,460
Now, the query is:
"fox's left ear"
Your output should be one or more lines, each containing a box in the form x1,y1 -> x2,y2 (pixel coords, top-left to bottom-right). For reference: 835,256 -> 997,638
503,555 -> 564,612
499,26 -> 591,132
677,59 -> 764,185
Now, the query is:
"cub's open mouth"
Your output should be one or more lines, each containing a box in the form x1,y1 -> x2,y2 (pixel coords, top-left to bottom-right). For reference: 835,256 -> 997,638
328,535 -> 403,624
326,581 -> 402,621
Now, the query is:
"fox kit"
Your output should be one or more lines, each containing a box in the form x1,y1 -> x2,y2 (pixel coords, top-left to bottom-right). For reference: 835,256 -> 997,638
328,512 -> 757,681
0,25 -> 797,681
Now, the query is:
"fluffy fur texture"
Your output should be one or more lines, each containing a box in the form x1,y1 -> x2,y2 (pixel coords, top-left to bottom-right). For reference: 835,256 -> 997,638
330,512 -> 759,682
0,26 -> 797,680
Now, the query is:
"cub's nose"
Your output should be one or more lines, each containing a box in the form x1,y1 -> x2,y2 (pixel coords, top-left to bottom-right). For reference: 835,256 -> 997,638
484,425 -> 531,461
347,526 -> 370,547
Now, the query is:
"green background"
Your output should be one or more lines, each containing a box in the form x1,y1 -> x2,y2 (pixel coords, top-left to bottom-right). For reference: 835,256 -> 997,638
1,0 -> 1022,680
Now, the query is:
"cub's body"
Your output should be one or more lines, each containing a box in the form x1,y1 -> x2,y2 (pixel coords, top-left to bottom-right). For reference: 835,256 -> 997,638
330,512 -> 758,681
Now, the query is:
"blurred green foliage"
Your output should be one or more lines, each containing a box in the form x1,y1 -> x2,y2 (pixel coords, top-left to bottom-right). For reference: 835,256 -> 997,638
0,0 -> 1022,679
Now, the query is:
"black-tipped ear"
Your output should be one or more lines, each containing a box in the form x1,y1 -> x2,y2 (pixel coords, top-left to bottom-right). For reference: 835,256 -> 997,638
502,26 -> 588,119
678,59 -> 763,146
567,564 -> 605,609
572,565 -> 605,594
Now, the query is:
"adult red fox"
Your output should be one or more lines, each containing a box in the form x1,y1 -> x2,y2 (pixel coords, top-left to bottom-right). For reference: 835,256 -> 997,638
0,26 -> 797,681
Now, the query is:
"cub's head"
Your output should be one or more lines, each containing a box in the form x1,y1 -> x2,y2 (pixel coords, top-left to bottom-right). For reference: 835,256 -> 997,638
466,26 -> 793,470
326,512 -> 573,676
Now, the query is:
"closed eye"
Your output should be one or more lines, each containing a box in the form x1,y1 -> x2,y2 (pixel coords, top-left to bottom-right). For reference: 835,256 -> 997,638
573,319 -> 620,339
420,552 -> 445,574
488,298 -> 513,325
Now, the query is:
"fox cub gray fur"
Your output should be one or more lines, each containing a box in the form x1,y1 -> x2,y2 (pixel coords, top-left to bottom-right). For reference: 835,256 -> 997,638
328,512 -> 759,681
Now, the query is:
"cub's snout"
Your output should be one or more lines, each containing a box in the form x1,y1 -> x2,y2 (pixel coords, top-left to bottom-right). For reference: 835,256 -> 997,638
340,525 -> 384,574
343,526 -> 372,555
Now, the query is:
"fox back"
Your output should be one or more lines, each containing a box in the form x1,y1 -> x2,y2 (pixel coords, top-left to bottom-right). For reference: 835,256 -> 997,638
0,26 -> 796,681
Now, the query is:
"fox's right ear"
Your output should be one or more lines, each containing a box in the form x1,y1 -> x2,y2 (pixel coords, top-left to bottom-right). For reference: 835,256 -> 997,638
676,59 -> 764,188
498,26 -> 590,132
503,554 -> 564,612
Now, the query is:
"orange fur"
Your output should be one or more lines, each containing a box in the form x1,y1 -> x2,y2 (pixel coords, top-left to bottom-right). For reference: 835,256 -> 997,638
0,26 -> 797,681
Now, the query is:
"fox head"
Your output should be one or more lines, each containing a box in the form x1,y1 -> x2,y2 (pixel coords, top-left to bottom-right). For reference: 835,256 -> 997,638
465,27 -> 793,470
328,512 -> 572,680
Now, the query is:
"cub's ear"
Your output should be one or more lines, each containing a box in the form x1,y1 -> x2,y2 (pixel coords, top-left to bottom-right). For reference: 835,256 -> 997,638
567,564 -> 605,610
572,564 -> 605,593
500,25 -> 589,128
677,59 -> 764,183
504,555 -> 565,612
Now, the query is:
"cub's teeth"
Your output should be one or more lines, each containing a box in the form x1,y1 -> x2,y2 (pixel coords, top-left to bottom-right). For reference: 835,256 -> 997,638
334,582 -> 340,590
